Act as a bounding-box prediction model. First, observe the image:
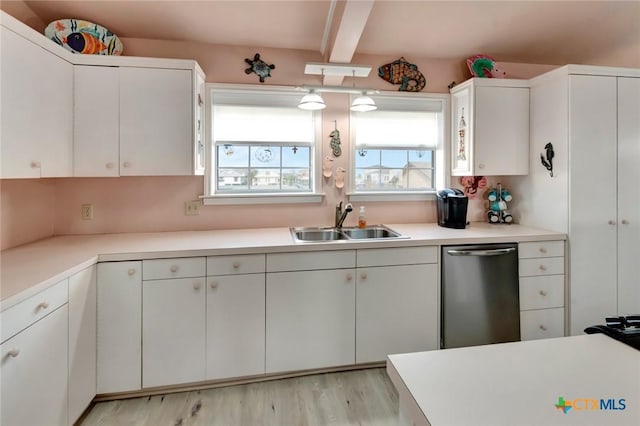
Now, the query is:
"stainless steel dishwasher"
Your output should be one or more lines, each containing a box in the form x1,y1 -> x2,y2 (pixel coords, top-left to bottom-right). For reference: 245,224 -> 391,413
441,243 -> 520,349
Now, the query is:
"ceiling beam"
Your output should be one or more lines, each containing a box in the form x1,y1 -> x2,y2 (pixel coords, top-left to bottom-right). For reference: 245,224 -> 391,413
324,0 -> 375,85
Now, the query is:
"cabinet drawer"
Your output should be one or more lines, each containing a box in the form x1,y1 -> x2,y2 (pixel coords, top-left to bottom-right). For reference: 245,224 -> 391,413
267,250 -> 355,272
207,254 -> 265,275
520,308 -> 564,341
518,241 -> 564,259
519,257 -> 564,277
519,275 -> 564,310
143,257 -> 206,280
1,279 -> 68,343
357,246 -> 437,267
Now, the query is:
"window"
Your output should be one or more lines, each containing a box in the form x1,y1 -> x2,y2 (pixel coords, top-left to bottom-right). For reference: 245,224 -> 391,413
350,93 -> 447,200
205,85 -> 322,203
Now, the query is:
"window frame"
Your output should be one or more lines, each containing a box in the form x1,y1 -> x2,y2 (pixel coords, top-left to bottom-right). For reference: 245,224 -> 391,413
348,91 -> 450,202
203,83 -> 324,205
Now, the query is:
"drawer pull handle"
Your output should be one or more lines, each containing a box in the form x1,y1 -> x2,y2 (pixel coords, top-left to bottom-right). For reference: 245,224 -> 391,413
7,349 -> 20,358
539,290 -> 548,297
37,302 -> 50,310
193,281 -> 202,290
170,265 -> 179,273
608,220 -> 616,225
128,268 -> 136,276
232,262 -> 241,270
346,273 -> 353,282
360,273 -> 367,280
539,247 -> 547,254
30,161 -> 41,168
123,161 -> 131,168
210,281 -> 218,289
539,265 -> 547,271
106,162 -> 114,169
621,219 -> 629,225
539,325 -> 547,331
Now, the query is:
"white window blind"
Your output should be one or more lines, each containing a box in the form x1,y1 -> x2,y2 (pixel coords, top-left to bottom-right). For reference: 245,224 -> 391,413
353,96 -> 442,148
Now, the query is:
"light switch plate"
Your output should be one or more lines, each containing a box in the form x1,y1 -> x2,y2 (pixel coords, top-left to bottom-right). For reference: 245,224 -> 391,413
185,200 -> 201,216
81,204 -> 93,220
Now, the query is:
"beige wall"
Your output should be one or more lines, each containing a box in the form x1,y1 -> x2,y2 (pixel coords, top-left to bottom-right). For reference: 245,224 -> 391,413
0,4 -> 570,250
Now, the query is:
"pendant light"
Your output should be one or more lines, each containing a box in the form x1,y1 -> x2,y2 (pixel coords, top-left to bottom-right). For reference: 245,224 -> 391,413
350,70 -> 377,112
298,89 -> 326,110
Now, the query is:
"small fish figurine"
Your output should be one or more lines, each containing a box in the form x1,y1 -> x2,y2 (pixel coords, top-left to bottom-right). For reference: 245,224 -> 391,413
378,57 -> 426,92
244,53 -> 275,83
63,31 -> 107,54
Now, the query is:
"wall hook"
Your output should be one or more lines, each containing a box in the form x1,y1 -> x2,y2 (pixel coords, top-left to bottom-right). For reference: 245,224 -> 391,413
540,142 -> 554,177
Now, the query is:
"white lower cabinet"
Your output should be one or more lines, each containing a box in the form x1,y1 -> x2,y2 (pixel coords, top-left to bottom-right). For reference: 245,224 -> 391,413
518,241 -> 566,340
356,264 -> 438,363
97,261 -> 142,394
68,265 -> 97,424
206,274 -> 265,380
1,305 -> 69,426
142,277 -> 206,388
266,250 -> 356,373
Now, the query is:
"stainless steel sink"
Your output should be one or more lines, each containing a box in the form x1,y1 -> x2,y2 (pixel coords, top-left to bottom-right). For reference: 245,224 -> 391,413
290,225 -> 407,242
341,226 -> 403,239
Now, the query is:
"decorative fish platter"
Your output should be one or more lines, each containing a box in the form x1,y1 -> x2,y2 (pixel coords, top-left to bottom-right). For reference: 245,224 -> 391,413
44,19 -> 123,55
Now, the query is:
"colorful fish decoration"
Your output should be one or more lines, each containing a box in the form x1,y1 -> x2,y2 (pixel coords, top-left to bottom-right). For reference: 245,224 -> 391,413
44,19 -> 123,55
466,54 -> 506,78
378,57 -> 426,92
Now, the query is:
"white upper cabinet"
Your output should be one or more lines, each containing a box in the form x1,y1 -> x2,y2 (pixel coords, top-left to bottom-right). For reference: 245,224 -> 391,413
119,67 -> 193,176
451,78 -> 529,176
1,25 -> 73,178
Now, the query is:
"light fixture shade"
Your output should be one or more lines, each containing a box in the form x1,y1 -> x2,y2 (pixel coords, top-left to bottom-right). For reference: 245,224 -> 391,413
298,92 -> 326,110
351,95 -> 377,112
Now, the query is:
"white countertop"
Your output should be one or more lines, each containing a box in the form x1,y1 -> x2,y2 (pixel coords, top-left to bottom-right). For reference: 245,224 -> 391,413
387,334 -> 640,426
0,222 -> 565,310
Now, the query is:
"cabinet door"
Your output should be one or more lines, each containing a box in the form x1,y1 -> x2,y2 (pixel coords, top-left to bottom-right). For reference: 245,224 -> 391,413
74,65 -> 120,176
1,306 -> 68,426
474,86 -> 529,175
207,274 -> 265,380
1,27 -> 73,178
356,264 -> 438,363
119,67 -> 192,176
68,265 -> 97,424
143,277 -> 205,388
97,261 -> 142,393
568,75 -> 618,335
266,269 -> 355,373
617,77 -> 640,316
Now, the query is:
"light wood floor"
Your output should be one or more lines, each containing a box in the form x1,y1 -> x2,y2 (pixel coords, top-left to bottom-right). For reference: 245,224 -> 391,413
80,368 -> 400,426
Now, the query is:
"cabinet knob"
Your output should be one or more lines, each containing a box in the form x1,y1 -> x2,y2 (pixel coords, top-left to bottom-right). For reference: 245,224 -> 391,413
210,281 -> 218,289
170,265 -> 179,273
539,324 -> 547,331
106,162 -> 114,169
193,281 -> 202,290
7,349 -> 20,358
346,273 -> 353,282
608,220 -> 616,225
30,161 -> 41,168
232,262 -> 240,270
360,272 -> 367,280
538,264 -> 547,272
539,247 -> 547,254
123,161 -> 131,168
128,268 -> 136,276
478,163 -> 485,169
621,219 -> 630,225
539,290 -> 548,297
37,301 -> 50,310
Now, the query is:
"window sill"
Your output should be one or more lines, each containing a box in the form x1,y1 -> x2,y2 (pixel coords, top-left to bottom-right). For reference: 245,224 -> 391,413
348,191 -> 436,202
202,193 -> 325,205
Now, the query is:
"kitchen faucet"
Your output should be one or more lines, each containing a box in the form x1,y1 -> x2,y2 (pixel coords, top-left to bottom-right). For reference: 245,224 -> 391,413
335,201 -> 353,228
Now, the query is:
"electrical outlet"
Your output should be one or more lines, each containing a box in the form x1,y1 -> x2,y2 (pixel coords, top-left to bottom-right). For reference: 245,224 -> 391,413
185,200 -> 201,216
81,204 -> 93,220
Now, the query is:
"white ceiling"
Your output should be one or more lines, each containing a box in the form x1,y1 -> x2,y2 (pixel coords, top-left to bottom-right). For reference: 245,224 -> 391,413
18,0 -> 640,65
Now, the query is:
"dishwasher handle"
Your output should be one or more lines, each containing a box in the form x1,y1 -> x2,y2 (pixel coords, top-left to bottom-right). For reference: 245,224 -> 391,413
447,247 -> 516,257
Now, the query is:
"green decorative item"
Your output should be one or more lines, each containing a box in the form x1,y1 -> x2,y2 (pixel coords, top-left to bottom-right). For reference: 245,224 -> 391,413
466,55 -> 506,78
244,53 -> 275,83
378,57 -> 426,92
329,121 -> 342,157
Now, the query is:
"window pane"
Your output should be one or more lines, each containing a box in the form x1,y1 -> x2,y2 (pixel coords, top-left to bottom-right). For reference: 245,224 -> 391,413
282,146 -> 310,167
217,145 -> 249,167
282,168 -> 311,191
409,150 -> 432,163
250,146 -> 281,166
217,168 -> 249,191
405,168 -> 433,189
355,149 -> 381,167
251,168 -> 281,190
381,150 -> 408,168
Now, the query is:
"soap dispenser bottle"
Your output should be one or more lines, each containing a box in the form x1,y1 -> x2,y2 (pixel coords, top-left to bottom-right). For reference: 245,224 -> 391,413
358,206 -> 367,228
